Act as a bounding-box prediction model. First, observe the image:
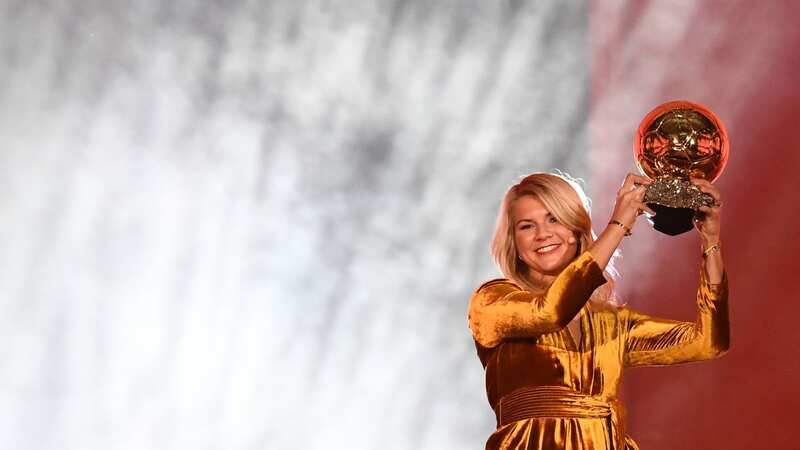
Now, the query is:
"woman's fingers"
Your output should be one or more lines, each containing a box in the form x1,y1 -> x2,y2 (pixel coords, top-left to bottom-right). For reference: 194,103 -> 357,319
621,173 -> 651,192
690,179 -> 723,211
690,177 -> 712,186
691,179 -> 717,195
621,185 -> 647,201
635,201 -> 657,216
691,178 -> 722,203
611,175 -> 657,228
698,204 -> 722,215
620,176 -> 635,193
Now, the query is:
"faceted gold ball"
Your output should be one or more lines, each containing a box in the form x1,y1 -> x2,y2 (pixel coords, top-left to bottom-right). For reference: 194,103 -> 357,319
634,100 -> 729,182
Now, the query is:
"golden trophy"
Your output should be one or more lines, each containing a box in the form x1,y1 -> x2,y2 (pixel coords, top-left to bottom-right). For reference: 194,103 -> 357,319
633,100 -> 730,235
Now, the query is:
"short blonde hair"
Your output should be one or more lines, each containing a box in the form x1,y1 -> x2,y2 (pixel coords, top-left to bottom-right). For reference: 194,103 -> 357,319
491,172 -> 618,304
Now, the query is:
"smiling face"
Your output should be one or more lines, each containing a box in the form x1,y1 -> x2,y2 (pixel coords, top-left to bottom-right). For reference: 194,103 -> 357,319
511,195 -> 580,278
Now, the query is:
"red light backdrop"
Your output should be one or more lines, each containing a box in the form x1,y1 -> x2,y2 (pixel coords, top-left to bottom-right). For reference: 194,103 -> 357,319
590,1 -> 800,448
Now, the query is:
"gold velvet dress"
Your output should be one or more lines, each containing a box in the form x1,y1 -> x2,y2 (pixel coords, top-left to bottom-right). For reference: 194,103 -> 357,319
467,251 -> 729,450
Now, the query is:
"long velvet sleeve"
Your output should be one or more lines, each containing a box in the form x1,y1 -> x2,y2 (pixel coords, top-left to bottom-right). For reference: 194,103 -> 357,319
623,263 -> 730,367
467,251 -> 607,348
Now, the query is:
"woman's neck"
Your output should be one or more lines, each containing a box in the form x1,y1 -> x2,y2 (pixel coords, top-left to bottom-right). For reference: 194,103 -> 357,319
527,269 -> 556,290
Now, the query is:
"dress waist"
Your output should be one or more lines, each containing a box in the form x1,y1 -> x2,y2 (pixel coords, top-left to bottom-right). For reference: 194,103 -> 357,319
498,385 -> 612,426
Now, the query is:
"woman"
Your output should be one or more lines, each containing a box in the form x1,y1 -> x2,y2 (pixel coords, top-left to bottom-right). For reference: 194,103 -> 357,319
467,172 -> 729,450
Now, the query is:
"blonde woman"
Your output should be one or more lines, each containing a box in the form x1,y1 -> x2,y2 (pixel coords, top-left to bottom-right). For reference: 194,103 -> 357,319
467,172 -> 729,450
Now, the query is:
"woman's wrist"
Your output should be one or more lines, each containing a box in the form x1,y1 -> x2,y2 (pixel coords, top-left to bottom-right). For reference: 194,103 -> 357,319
589,222 -> 627,270
607,219 -> 632,237
702,249 -> 724,284
700,234 -> 721,247
702,241 -> 722,258
700,235 -> 724,284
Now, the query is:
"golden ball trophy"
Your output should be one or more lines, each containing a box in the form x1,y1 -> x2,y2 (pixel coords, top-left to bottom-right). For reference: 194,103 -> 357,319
634,100 -> 730,235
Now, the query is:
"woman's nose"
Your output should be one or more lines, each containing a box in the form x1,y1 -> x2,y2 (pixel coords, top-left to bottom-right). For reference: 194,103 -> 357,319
534,224 -> 553,240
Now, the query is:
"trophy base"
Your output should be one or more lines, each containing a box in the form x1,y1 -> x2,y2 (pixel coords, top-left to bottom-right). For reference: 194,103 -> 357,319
644,176 -> 715,209
646,203 -> 696,236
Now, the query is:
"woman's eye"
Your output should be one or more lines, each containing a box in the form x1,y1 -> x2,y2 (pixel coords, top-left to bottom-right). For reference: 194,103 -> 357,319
548,217 -> 558,223
520,224 -> 532,230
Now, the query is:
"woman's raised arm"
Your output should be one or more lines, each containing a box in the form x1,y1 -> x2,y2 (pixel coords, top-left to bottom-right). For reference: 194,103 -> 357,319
624,177 -> 729,365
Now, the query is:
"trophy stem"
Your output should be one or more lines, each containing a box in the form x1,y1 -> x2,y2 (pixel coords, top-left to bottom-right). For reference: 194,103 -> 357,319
646,203 -> 696,236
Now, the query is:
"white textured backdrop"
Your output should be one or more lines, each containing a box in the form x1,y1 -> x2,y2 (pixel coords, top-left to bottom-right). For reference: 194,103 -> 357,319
0,1 -> 591,449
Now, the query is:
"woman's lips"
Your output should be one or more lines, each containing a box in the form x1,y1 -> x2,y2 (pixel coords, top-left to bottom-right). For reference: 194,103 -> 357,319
535,243 -> 561,254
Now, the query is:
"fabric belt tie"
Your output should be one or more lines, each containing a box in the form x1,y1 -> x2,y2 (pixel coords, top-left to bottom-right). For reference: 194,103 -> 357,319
498,385 -> 612,426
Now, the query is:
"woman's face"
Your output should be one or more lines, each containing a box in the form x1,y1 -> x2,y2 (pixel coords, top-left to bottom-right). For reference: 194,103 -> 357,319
511,195 -> 579,277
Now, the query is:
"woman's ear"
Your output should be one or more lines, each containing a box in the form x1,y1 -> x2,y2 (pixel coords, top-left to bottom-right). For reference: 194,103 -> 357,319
570,234 -> 581,255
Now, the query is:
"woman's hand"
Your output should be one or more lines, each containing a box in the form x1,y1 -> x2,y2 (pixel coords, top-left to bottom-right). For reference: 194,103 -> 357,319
610,173 -> 656,229
691,177 -> 722,244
